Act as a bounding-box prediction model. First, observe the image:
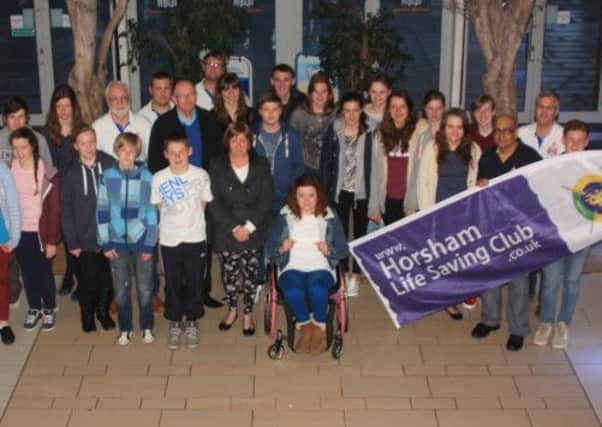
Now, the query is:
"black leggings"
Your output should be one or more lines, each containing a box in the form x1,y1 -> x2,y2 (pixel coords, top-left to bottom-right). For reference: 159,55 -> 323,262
383,196 -> 405,225
335,190 -> 368,274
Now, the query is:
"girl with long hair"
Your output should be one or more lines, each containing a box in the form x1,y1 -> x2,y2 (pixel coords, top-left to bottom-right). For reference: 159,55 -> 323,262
10,128 -> 61,331
417,108 -> 481,320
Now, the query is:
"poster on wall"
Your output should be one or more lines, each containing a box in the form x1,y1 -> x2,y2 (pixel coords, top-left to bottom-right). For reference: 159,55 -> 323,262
228,56 -> 254,105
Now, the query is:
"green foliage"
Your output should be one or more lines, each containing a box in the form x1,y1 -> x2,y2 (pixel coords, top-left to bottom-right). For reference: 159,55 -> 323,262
126,0 -> 249,81
313,0 -> 411,92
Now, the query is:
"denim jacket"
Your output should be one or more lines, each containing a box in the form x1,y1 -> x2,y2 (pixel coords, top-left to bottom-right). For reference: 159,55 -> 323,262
265,205 -> 350,270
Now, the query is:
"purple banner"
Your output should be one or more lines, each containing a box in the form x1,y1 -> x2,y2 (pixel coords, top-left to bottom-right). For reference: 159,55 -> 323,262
351,175 -> 570,327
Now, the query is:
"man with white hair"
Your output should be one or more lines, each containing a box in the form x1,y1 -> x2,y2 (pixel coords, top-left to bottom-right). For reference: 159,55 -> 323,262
92,81 -> 152,160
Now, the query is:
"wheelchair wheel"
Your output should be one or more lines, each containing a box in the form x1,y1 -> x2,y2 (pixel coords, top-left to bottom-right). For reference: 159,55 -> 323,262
343,295 -> 350,333
331,334 -> 343,359
268,343 -> 285,360
263,288 -> 272,335
284,304 -> 296,350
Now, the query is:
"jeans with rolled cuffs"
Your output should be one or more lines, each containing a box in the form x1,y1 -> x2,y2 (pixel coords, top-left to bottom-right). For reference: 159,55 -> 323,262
540,247 -> 591,325
110,250 -> 154,332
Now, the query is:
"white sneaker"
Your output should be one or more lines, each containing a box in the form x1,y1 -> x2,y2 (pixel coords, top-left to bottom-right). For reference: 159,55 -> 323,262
345,274 -> 359,297
533,322 -> 553,346
142,329 -> 155,344
116,331 -> 132,346
551,322 -> 569,349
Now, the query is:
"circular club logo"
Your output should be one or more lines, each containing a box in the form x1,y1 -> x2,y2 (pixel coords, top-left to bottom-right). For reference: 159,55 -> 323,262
572,175 -> 602,222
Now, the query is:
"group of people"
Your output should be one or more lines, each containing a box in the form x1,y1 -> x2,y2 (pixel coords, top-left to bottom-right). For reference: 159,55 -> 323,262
0,49 -> 593,355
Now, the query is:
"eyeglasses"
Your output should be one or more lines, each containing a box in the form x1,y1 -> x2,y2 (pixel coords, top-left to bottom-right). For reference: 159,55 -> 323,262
494,127 -> 515,135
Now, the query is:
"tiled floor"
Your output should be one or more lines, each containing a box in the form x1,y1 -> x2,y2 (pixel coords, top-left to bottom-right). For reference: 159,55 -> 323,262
1,264 -> 602,426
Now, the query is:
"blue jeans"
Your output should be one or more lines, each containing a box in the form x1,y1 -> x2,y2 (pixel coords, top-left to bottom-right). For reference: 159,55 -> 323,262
480,275 -> 530,336
279,269 -> 334,325
540,247 -> 591,325
110,250 -> 154,332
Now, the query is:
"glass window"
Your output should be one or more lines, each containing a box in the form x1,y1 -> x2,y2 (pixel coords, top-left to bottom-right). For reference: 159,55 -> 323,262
137,1 -> 275,106
542,0 -> 601,111
464,22 -> 529,112
303,0 -> 353,56
0,1 -> 41,113
381,0 -> 442,104
49,1 -> 114,89
232,0 -> 275,105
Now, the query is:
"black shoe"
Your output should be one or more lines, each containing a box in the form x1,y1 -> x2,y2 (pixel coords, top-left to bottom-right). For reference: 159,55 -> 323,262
58,278 -> 74,296
81,309 -> 97,333
445,306 -> 463,321
242,315 -> 255,336
506,334 -> 524,351
0,326 -> 15,345
471,322 -> 500,339
218,312 -> 238,331
204,295 -> 224,308
97,313 -> 116,331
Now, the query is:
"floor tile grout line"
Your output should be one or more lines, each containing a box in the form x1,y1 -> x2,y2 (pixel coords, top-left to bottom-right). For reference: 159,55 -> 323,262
0,323 -> 41,421
564,347 -> 602,425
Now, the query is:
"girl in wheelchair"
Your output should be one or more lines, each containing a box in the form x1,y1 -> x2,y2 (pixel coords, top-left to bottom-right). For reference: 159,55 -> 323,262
265,174 -> 349,354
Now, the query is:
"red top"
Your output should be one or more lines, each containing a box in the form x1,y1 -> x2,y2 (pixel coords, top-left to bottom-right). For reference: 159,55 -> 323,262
386,154 -> 409,199
470,124 -> 496,153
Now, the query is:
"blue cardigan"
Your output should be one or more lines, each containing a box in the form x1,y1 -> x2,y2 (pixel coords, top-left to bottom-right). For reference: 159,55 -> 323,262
0,162 -> 20,248
265,206 -> 349,271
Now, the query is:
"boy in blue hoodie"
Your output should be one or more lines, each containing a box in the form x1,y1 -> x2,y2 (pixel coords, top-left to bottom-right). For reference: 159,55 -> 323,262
97,132 -> 158,346
254,93 -> 304,285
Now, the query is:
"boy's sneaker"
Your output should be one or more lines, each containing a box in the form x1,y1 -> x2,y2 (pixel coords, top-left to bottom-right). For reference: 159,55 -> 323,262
533,322 -> 553,346
116,331 -> 132,346
167,322 -> 182,350
184,321 -> 199,349
41,309 -> 57,332
23,309 -> 42,331
142,329 -> 155,344
552,321 -> 569,349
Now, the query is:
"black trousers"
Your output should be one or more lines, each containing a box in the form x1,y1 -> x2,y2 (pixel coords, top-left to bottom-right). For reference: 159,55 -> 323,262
76,251 -> 113,313
161,242 -> 206,322
383,196 -> 405,226
335,190 -> 368,274
14,232 -> 56,310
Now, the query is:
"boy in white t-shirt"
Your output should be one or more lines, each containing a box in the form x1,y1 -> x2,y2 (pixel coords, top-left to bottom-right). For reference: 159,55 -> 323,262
151,134 -> 213,350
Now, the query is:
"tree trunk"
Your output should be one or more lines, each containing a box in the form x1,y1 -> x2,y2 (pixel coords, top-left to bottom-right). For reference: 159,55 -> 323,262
465,0 -> 534,116
66,0 -> 129,124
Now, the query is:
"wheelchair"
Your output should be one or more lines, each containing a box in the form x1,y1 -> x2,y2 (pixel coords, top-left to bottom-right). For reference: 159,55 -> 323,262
263,262 -> 349,360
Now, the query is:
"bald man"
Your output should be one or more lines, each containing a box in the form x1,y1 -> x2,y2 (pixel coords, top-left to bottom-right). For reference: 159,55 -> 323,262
471,114 -> 542,352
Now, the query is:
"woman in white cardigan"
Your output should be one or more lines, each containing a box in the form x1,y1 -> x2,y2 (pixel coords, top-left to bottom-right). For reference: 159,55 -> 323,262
417,108 -> 481,319
417,108 -> 481,210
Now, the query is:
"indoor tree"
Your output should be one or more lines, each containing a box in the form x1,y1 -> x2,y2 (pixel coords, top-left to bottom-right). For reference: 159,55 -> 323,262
313,0 -> 411,92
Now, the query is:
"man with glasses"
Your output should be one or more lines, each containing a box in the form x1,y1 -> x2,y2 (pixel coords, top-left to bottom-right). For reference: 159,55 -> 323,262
93,81 -> 152,160
471,114 -> 541,352
195,51 -> 227,111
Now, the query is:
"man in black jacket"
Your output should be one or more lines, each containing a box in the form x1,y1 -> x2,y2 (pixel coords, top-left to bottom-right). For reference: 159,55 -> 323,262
148,79 -> 225,308
268,64 -> 307,123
